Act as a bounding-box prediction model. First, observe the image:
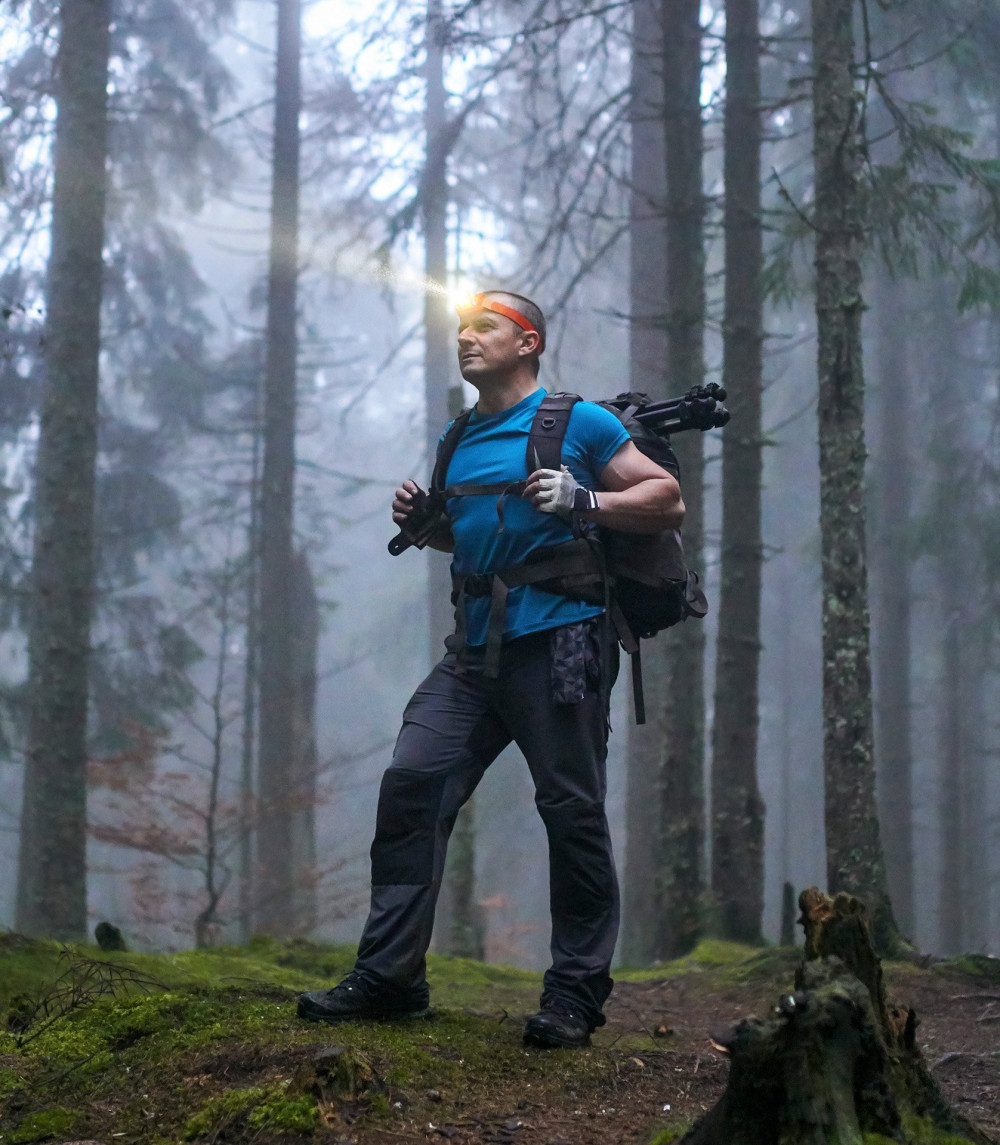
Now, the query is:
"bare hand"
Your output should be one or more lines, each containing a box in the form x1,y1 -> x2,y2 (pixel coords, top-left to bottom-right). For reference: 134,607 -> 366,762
523,469 -> 545,506
393,479 -> 420,526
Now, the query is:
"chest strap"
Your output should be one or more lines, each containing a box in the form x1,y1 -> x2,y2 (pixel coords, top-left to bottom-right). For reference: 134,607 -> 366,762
451,538 -> 603,677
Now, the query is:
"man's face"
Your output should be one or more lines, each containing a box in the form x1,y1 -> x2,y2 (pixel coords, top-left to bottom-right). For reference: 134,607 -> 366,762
456,308 -> 529,383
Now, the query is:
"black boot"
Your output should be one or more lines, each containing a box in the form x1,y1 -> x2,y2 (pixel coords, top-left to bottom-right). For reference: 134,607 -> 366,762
297,972 -> 431,1024
523,999 -> 593,1048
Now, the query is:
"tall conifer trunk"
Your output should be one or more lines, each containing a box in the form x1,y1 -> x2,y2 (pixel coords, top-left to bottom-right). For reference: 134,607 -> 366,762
710,0 -> 765,944
869,271 -> 915,938
424,0 -> 453,657
928,283 -> 981,954
424,0 -> 481,959
650,0 -> 707,959
256,0 -> 301,934
811,0 -> 897,951
15,0 -> 112,940
238,417 -> 262,941
622,0 -> 669,965
290,551 -> 318,935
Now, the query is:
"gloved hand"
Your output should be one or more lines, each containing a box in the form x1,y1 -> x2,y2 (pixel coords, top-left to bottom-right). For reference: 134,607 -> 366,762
531,465 -> 600,521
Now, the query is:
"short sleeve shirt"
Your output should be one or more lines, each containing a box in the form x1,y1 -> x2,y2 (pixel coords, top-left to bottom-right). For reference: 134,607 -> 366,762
442,387 -> 630,645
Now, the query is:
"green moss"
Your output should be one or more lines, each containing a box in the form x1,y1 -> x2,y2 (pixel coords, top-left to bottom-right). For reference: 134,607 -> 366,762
617,939 -> 798,985
8,1106 -> 82,1143
897,1113 -> 980,1144
863,1114 -> 982,1144
650,1123 -> 691,1145
184,1085 -> 319,1139
0,938 -> 67,1014
367,1093 -> 391,1117
0,1067 -> 24,1092
935,953 -> 1000,982
687,939 -> 761,966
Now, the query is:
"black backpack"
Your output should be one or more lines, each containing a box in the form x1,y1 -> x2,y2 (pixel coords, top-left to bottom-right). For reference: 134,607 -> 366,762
431,391 -> 708,723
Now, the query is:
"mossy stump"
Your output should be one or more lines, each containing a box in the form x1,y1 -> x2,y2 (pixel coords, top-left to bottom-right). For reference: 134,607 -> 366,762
680,888 -> 994,1145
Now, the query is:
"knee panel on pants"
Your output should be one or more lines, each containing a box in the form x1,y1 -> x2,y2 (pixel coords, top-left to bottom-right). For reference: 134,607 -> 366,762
537,799 -> 616,920
371,767 -> 448,886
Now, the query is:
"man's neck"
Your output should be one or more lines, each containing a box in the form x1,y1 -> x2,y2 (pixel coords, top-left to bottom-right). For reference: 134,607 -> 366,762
472,373 -> 540,415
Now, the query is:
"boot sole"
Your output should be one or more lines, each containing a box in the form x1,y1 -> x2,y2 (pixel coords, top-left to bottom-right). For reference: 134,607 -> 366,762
522,1027 -> 590,1049
298,1004 -> 433,1025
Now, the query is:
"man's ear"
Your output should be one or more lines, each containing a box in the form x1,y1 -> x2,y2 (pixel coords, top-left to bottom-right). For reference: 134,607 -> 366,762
518,329 -> 542,357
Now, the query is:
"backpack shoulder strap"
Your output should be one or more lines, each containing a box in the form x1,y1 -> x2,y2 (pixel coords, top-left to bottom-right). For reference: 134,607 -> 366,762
431,407 -> 474,494
526,392 -> 581,473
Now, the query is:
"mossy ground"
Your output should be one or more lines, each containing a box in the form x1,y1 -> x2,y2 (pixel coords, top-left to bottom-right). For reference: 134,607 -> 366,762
0,935 -> 996,1144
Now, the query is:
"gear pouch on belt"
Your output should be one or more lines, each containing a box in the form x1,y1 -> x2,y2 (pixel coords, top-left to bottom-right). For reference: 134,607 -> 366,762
550,621 -> 601,704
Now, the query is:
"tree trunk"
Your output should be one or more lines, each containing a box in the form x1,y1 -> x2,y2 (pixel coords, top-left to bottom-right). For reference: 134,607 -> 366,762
927,282 -> 983,955
424,0 -> 454,659
446,797 -> 485,960
710,0 -> 765,945
290,551 -> 318,936
811,0 -> 897,952
649,0 -> 707,960
621,0 -> 669,967
422,0 -> 479,958
869,269 -> 916,940
238,414 -> 262,942
680,889 -> 993,1145
256,0 -> 301,935
15,0 -> 112,940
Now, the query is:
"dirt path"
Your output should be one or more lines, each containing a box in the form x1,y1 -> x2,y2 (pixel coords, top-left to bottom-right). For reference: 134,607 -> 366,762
351,961 -> 999,1145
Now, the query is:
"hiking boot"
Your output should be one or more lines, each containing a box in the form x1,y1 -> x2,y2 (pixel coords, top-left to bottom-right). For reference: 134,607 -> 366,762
297,972 -> 431,1024
523,1000 -> 594,1048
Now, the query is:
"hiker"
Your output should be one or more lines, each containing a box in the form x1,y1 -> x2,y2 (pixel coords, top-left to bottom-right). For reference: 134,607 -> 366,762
297,291 -> 683,1048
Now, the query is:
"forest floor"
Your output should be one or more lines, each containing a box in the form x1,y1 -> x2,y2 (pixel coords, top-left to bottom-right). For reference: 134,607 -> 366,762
0,933 -> 998,1145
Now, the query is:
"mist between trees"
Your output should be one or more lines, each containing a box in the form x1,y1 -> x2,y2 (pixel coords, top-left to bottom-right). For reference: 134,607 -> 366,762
2,0 -> 1000,962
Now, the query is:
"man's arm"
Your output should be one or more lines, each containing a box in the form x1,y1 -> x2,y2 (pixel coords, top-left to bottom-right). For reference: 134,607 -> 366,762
524,440 -> 684,534
393,479 -> 455,553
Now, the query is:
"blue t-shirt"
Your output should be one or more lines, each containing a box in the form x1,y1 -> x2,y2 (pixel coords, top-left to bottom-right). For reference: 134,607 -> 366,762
443,387 -> 630,645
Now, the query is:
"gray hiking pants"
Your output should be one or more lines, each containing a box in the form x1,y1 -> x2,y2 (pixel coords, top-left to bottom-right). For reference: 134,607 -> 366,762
354,626 -> 619,1025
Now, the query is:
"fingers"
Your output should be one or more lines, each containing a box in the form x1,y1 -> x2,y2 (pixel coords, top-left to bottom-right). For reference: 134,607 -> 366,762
393,480 -> 419,518
524,469 -> 559,506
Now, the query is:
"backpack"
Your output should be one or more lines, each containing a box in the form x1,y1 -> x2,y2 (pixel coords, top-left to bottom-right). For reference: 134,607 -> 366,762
430,391 -> 708,723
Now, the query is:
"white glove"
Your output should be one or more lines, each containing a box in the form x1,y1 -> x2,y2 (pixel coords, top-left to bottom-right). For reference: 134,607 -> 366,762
534,465 -> 600,521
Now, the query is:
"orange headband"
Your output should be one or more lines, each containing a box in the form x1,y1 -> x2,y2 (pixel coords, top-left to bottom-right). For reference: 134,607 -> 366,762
456,292 -> 544,351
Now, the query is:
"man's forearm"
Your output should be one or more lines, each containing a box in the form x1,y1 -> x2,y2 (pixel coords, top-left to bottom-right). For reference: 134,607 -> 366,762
579,478 -> 684,534
426,527 -> 455,553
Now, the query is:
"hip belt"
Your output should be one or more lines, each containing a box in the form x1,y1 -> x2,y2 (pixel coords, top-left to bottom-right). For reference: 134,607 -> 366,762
450,538 -> 605,678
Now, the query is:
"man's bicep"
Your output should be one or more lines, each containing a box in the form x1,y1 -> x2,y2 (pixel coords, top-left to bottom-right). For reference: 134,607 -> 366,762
599,440 -> 678,492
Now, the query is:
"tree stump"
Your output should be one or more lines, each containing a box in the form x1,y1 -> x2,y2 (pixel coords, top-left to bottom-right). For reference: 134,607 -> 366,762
681,888 -> 994,1145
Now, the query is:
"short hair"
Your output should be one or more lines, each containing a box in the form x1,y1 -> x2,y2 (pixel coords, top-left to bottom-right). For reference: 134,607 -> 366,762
482,290 -> 546,374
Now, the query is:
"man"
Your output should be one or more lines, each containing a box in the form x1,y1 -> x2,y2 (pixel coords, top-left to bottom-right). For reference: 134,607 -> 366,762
297,291 -> 683,1047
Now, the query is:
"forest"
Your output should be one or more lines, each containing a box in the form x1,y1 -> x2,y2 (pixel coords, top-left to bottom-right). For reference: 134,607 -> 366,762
2,0 -> 1000,1143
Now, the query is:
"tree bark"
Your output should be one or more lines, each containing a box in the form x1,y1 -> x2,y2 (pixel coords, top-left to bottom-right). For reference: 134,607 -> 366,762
238,415 -> 262,942
681,889 -> 993,1145
621,0 -> 669,966
927,282 -> 983,955
648,0 -> 707,960
811,0 -> 897,952
256,0 -> 301,935
710,0 -> 765,945
15,0 -> 112,940
290,551 -> 318,936
424,0 -> 454,659
869,269 -> 915,940
422,0 -> 479,958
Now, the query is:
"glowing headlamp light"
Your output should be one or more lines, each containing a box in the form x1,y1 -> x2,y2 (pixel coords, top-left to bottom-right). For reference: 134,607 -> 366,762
455,292 -> 544,351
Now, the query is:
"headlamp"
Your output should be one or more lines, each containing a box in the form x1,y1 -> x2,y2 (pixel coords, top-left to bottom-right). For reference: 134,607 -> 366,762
455,292 -> 544,350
